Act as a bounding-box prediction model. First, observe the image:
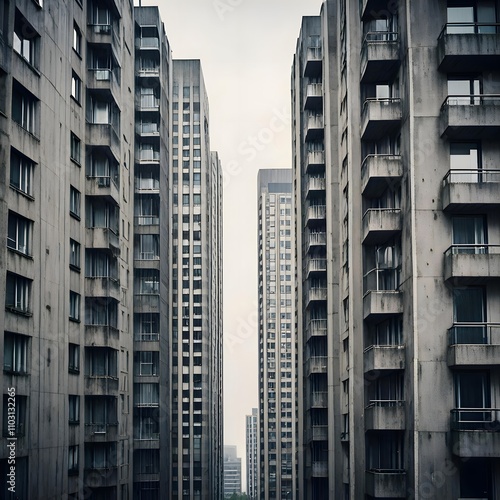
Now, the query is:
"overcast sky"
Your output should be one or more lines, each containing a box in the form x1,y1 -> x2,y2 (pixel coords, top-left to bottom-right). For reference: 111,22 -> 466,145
135,0 -> 324,489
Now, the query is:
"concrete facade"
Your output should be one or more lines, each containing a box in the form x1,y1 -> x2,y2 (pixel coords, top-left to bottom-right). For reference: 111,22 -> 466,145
257,169 -> 297,500
245,407 -> 258,499
0,0 -> 136,498
293,0 -> 500,498
170,59 -> 223,500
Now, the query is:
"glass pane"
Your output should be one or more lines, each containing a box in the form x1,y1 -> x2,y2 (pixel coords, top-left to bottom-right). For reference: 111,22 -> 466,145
447,7 -> 474,33
453,288 -> 485,323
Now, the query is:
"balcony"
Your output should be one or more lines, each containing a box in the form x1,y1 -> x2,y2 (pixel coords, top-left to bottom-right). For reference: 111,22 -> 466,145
438,24 -> 500,72
442,169 -> 500,212
87,23 -> 120,62
136,122 -> 160,138
365,470 -> 407,498
85,228 -> 120,255
305,258 -> 327,278
305,150 -> 326,174
84,376 -> 119,396
306,176 -> 326,198
361,155 -> 403,198
84,423 -> 118,442
360,32 -> 400,83
364,345 -> 405,373
304,46 -> 322,77
305,205 -> 326,227
361,0 -> 393,20
365,401 -> 405,431
306,425 -> 328,442
444,245 -> 500,284
305,113 -> 324,142
85,325 -> 120,349
135,215 -> 160,226
306,232 -> 327,254
361,98 -> 402,141
137,149 -> 160,164
440,95 -> 500,140
305,356 -> 328,376
450,408 -> 500,457
84,466 -> 118,488
306,286 -> 328,305
138,96 -> 160,112
134,294 -> 160,313
86,122 -> 121,163
311,460 -> 328,477
87,69 -> 121,103
304,83 -> 323,110
364,268 -> 400,294
309,391 -> 328,409
86,175 -> 120,205
448,323 -> 500,367
363,291 -> 403,322
307,318 -> 328,337
85,276 -> 120,301
138,37 -> 160,51
362,208 -> 402,245
137,65 -> 160,79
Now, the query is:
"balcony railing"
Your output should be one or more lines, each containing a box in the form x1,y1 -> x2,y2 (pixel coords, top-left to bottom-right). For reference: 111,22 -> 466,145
85,422 -> 118,435
306,205 -> 327,221
445,244 -> 500,255
441,94 -> 500,108
136,252 -> 159,261
363,31 -> 399,43
443,169 -> 500,184
87,175 -> 119,189
139,37 -> 160,49
365,400 -> 405,409
134,332 -> 160,342
451,408 -> 500,431
439,22 -> 500,37
363,268 -> 400,292
448,323 -> 500,345
135,215 -> 160,226
307,318 -> 327,336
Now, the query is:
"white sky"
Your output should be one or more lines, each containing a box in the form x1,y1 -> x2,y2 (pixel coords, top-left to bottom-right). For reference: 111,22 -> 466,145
135,0 -> 324,490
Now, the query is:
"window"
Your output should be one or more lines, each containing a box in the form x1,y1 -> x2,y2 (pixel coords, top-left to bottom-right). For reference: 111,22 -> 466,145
449,142 -> 481,182
71,72 -> 82,103
68,445 -> 79,474
13,10 -> 39,67
69,291 -> 81,321
85,250 -> 118,280
12,82 -> 38,135
134,351 -> 159,376
10,148 -> 34,196
7,211 -> 32,256
452,287 -> 486,343
85,298 -> 117,327
90,4 -> 111,27
69,239 -> 81,271
134,383 -> 159,407
135,269 -> 160,294
70,186 -> 80,218
73,23 -> 82,55
183,86 -> 190,98
452,216 -> 487,253
135,234 -> 160,260
3,332 -> 29,374
86,443 -> 116,470
5,273 -> 31,314
193,194 -> 201,205
69,343 -> 80,373
3,395 -> 27,437
134,313 -> 160,341
69,395 -> 80,424
70,133 -> 81,164
86,347 -> 117,377
447,75 -> 481,105
90,97 -> 111,124
447,0 -> 497,34
455,371 -> 490,425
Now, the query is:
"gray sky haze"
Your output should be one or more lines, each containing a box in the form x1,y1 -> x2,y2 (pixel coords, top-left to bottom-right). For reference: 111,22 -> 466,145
135,0 -> 325,489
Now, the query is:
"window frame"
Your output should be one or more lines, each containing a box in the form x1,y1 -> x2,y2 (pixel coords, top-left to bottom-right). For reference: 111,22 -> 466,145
3,332 -> 29,374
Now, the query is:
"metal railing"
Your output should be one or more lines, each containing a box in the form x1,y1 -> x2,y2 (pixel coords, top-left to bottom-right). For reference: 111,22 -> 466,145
363,267 -> 401,292
450,408 -> 500,430
439,22 -> 500,38
307,205 -> 327,220
448,323 -> 500,345
87,175 -> 119,189
363,344 -> 405,354
139,37 -> 160,49
363,97 -> 401,112
363,207 -> 401,224
441,94 -> 500,108
443,169 -> 500,184
135,215 -> 160,226
444,244 -> 500,256
365,399 -> 405,409
363,31 -> 399,43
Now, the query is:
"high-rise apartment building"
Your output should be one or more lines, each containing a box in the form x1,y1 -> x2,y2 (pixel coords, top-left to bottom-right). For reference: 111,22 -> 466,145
293,0 -> 500,498
223,445 -> 242,498
257,169 -> 297,500
0,0 -> 136,498
132,6 -> 171,499
245,407 -> 258,499
170,59 -> 223,500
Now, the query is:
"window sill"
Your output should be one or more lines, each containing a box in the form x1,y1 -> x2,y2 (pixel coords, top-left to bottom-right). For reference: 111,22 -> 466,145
72,47 -> 82,60
5,306 -> 32,317
14,51 -> 41,77
68,368 -> 80,375
7,247 -> 34,260
68,421 -> 80,426
9,184 -> 35,201
68,469 -> 79,476
69,264 -> 81,273
69,317 -> 81,323
70,95 -> 82,107
70,157 -> 81,168
69,212 -> 81,221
